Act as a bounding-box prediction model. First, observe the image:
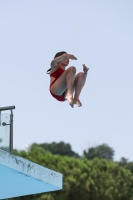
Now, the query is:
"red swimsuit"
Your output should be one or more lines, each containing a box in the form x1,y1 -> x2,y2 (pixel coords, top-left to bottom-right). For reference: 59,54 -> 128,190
50,67 -> 66,101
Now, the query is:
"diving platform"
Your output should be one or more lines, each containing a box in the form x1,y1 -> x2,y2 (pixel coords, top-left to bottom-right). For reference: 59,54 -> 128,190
0,106 -> 63,199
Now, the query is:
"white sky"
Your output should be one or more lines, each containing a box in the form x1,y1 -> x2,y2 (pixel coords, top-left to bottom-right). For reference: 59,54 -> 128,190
0,0 -> 133,161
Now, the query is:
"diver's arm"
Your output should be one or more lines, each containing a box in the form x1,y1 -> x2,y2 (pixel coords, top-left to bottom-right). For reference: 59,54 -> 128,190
51,54 -> 77,68
51,54 -> 67,68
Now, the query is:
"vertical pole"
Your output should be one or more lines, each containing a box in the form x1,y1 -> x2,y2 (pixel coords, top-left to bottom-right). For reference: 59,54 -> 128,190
10,109 -> 13,153
0,111 -> 1,126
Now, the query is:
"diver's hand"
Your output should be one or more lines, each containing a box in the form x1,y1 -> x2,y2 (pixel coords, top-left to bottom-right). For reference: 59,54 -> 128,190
83,64 -> 89,74
66,54 -> 77,60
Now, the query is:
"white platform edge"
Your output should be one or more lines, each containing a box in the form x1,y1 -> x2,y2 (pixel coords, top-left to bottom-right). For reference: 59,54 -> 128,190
0,149 -> 63,189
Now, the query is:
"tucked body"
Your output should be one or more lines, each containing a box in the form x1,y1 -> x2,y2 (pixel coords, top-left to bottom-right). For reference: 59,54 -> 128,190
47,51 -> 89,107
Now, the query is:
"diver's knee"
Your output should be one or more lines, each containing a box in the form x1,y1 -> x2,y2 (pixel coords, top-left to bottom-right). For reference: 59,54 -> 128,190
78,72 -> 86,79
69,66 -> 76,73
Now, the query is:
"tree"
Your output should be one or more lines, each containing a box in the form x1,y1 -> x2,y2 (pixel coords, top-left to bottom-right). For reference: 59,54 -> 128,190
119,158 -> 133,174
125,162 -> 133,174
38,141 -> 80,158
119,157 -> 128,166
83,144 -> 115,160
11,145 -> 133,200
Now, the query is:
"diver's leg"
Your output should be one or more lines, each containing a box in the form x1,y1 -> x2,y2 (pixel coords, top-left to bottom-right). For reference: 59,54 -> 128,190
50,66 -> 76,106
73,72 -> 87,107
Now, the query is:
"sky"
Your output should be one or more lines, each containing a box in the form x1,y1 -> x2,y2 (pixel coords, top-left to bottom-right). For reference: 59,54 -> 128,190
0,0 -> 133,161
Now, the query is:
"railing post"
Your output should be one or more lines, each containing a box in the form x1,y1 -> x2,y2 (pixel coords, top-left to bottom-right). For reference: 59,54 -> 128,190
10,109 -> 13,153
0,106 -> 15,153
0,111 -> 1,126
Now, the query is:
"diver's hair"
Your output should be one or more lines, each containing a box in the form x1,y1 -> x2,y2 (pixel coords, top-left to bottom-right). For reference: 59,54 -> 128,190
54,51 -> 67,58
46,51 -> 67,74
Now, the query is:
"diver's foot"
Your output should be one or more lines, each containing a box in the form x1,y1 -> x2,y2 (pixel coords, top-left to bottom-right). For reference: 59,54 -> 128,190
65,94 -> 74,108
74,99 -> 82,107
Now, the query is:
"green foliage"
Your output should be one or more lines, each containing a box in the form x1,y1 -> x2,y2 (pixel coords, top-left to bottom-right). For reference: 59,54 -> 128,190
124,162 -> 133,174
11,145 -> 133,200
119,157 -> 128,166
84,143 -> 115,160
38,141 -> 80,158
119,157 -> 133,174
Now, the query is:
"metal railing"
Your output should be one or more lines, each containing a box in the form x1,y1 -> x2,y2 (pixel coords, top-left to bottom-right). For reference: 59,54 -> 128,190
0,106 -> 15,152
